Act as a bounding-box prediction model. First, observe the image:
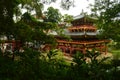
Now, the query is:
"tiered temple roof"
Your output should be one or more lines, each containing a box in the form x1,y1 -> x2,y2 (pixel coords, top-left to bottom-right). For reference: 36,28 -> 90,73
55,15 -> 110,55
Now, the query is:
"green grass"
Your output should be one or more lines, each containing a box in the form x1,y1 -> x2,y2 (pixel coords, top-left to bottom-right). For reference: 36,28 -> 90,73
111,49 -> 120,58
111,49 -> 120,54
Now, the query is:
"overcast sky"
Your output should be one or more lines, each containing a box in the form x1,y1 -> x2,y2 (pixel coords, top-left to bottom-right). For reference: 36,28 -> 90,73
44,0 -> 94,16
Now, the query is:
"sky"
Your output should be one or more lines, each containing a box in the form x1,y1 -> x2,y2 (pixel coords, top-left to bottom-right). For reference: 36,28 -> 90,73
44,0 -> 94,16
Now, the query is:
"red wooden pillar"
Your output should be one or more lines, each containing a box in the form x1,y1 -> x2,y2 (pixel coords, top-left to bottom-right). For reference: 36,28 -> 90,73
69,47 -> 73,55
83,44 -> 86,54
69,43 -> 72,55
59,45 -> 65,53
83,48 -> 86,54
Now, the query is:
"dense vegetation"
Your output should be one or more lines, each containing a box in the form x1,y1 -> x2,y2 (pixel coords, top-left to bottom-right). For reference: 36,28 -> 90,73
90,0 -> 120,48
0,0 -> 120,80
0,48 -> 120,80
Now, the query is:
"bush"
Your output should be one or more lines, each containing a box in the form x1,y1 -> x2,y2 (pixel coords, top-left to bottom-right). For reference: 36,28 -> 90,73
0,48 -> 120,80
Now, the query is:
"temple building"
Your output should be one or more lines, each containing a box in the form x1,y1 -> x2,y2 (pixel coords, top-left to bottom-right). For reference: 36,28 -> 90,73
55,15 -> 110,55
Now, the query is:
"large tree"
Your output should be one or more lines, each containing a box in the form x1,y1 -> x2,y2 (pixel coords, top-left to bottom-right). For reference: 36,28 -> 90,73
44,7 -> 62,23
0,0 -> 18,36
0,0 -> 75,35
90,0 -> 120,41
0,0 -> 77,51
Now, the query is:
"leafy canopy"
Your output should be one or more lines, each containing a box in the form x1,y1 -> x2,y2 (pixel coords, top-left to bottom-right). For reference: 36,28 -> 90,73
44,7 -> 62,23
90,0 -> 120,42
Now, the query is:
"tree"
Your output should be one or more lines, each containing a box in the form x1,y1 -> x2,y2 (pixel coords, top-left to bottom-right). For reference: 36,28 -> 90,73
62,14 -> 73,23
15,0 -> 75,19
0,0 -> 75,35
14,12 -> 57,48
60,14 -> 73,29
44,7 -> 62,23
0,0 -> 18,37
90,0 -> 120,42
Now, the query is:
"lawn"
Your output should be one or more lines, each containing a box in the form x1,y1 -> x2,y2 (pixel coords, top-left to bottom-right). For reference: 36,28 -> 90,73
111,49 -> 120,59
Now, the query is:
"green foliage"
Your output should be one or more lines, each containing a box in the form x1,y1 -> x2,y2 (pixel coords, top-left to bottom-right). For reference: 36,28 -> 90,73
0,48 -> 120,80
14,21 -> 33,42
68,49 -> 118,80
90,0 -> 120,42
0,0 -> 74,47
0,50 -> 17,80
1,0 -> 120,80
0,0 -> 16,35
13,12 -> 57,47
62,14 -> 73,22
19,0 -> 43,17
15,48 -> 41,80
0,0 -> 75,36
73,51 -> 86,65
44,7 -> 62,23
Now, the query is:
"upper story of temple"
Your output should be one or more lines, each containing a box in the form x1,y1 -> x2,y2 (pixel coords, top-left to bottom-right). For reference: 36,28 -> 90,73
59,15 -> 99,39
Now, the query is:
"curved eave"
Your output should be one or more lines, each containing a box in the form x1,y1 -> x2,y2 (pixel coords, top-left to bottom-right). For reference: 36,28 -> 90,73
57,40 -> 110,45
68,25 -> 97,32
64,32 -> 98,36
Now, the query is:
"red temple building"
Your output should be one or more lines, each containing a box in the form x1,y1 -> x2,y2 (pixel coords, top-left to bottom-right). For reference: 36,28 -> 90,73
55,15 -> 110,55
